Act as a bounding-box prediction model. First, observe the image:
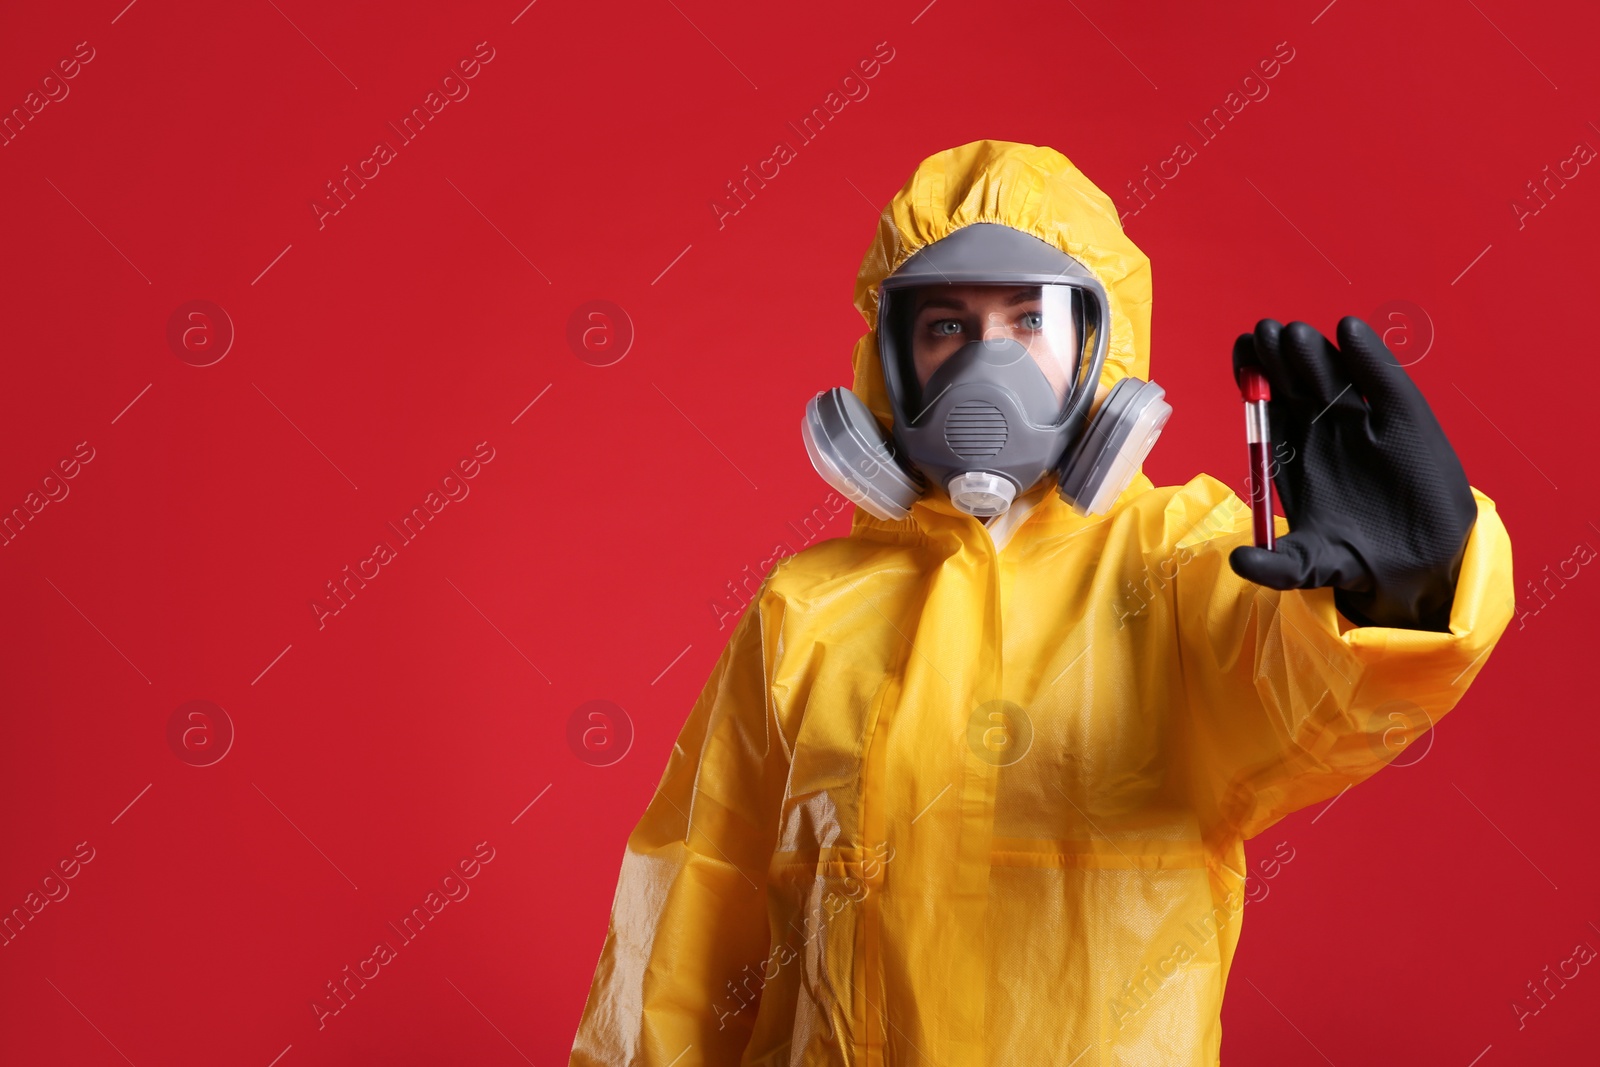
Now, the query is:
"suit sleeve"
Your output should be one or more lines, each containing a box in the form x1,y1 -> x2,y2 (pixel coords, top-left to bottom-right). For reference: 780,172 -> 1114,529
1171,478 -> 1514,841
569,585 -> 789,1067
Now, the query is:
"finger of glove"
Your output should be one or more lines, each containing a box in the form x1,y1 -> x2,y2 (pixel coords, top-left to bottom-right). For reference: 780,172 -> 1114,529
1265,434 -> 1304,521
1246,320 -> 1305,465
1337,316 -> 1475,533
1250,318 -> 1309,406
1335,316 -> 1428,432
1252,319 -> 1320,451
1232,332 -> 1259,386
1281,320 -> 1362,413
1229,532 -> 1369,591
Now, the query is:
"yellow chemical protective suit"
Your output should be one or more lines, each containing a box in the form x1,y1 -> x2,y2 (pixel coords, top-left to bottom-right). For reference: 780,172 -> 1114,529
569,141 -> 1514,1065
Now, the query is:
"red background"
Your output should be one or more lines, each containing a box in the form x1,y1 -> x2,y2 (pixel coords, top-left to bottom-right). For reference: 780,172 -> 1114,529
2,0 -> 1596,1063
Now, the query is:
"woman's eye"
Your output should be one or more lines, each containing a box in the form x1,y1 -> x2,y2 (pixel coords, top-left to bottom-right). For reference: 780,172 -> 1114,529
1018,311 -> 1044,330
930,320 -> 964,337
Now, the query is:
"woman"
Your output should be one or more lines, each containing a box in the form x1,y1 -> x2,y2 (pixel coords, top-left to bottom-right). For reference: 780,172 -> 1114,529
569,140 -> 1513,1066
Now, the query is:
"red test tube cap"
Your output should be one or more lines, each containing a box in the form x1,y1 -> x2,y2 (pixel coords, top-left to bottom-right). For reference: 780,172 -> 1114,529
1239,366 -> 1271,403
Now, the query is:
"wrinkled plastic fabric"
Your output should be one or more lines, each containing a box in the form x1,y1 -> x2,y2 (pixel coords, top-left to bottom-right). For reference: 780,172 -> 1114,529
569,141 -> 1515,1066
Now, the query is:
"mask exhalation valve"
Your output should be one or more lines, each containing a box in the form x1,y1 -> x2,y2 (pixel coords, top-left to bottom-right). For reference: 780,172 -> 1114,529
947,471 -> 1016,517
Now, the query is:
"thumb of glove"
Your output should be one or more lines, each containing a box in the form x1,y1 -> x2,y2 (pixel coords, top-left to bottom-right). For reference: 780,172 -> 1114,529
1228,532 -> 1369,591
1229,540 -> 1309,590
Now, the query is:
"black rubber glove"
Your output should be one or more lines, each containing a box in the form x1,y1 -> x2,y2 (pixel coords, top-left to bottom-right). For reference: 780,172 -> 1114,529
1228,317 -> 1477,631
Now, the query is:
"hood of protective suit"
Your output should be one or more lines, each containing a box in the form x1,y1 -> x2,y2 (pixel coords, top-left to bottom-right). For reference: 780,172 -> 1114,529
846,139 -> 1153,530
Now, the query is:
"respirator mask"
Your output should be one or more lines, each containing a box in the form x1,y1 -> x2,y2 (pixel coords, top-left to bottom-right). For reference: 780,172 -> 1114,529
803,223 -> 1171,521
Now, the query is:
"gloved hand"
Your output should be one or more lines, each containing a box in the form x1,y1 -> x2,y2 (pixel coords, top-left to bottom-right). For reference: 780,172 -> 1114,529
1228,317 -> 1477,631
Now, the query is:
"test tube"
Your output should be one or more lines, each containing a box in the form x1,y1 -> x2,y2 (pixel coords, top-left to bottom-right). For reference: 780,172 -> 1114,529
1239,367 -> 1274,550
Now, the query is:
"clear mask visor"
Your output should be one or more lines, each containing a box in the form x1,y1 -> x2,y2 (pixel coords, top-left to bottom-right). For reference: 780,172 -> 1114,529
893,283 -> 1086,424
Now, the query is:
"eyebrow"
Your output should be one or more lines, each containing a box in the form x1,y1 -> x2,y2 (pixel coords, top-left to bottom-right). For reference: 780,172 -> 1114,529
914,290 -> 1040,314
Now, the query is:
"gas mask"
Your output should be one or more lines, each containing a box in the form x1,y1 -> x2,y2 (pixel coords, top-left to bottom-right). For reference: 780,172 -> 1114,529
803,223 -> 1170,520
